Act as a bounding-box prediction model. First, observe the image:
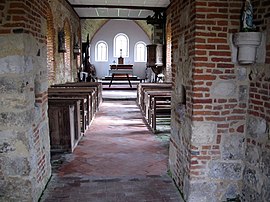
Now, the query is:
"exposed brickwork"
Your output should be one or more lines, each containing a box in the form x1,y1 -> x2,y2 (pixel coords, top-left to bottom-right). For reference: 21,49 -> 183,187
252,0 -> 270,148
48,0 -> 80,84
0,0 -> 48,43
169,0 -> 196,194
47,5 -> 56,84
165,13 -> 172,82
169,0 -> 253,200
0,0 -> 80,201
64,18 -> 72,81
242,1 -> 270,201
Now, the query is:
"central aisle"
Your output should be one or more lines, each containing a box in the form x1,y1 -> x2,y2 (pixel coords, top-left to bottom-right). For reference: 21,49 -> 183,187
40,100 -> 183,202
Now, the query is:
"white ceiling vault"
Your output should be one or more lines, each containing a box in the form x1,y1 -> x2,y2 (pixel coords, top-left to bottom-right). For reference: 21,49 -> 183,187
67,0 -> 171,19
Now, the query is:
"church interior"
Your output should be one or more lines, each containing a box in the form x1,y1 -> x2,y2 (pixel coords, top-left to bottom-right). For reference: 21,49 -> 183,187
0,0 -> 270,201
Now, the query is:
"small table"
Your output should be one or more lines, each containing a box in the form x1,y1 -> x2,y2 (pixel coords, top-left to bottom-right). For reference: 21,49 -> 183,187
109,69 -> 133,88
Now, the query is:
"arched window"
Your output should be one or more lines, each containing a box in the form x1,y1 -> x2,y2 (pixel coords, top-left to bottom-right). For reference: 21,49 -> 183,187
95,41 -> 108,62
114,33 -> 129,57
134,41 -> 147,62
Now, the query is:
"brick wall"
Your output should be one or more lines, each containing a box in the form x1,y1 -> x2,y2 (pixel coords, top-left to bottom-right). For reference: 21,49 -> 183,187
0,0 -> 47,42
63,19 -> 72,80
47,6 -> 56,83
0,0 -> 80,201
169,0 -> 196,195
242,0 -> 270,201
169,0 -> 255,201
165,11 -> 172,82
48,0 -> 80,85
0,1 -> 51,201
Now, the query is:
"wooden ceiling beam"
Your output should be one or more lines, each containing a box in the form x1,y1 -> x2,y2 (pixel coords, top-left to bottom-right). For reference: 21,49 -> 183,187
71,4 -> 166,11
80,16 -> 148,20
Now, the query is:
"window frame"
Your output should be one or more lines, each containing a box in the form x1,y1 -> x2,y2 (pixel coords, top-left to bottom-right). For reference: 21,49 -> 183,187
113,33 -> 129,58
95,40 -> 108,62
134,41 -> 147,62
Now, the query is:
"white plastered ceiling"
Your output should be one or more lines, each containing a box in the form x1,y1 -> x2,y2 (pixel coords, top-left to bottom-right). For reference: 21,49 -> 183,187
67,0 -> 170,19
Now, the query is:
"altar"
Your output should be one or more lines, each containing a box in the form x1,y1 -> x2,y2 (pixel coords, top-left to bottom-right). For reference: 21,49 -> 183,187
109,64 -> 133,75
109,64 -> 134,87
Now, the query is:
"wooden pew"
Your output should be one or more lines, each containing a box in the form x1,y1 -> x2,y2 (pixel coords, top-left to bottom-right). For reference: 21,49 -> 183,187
136,83 -> 172,133
48,99 -> 81,153
48,89 -> 94,131
144,91 -> 172,124
137,83 -> 172,111
143,90 -> 171,116
48,88 -> 96,125
52,82 -> 102,108
48,97 -> 87,135
151,95 -> 171,132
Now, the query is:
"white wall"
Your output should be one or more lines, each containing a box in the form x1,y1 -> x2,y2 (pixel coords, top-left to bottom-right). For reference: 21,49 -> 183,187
90,20 -> 151,79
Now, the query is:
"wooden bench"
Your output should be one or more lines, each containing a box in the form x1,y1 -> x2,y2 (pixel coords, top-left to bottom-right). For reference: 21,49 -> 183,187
151,95 -> 171,132
137,83 -> 172,108
48,97 -> 87,134
48,99 -> 81,153
144,91 -> 172,123
137,83 -> 172,114
136,83 -> 172,133
48,88 -> 96,130
53,82 -> 102,107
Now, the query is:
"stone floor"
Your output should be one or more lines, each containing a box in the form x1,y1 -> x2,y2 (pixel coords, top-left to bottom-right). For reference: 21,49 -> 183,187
40,90 -> 184,202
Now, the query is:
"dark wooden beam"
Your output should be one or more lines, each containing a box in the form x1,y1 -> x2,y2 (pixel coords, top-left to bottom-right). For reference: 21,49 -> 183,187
71,4 -> 166,11
80,16 -> 148,20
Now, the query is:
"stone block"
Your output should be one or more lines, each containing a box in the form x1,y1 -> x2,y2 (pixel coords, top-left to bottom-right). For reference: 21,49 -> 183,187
261,178 -> 270,201
242,183 -> 262,202
0,176 -> 33,202
245,145 -> 260,166
0,55 -> 33,74
0,129 -> 29,148
169,142 -> 177,169
0,142 -> 15,153
0,35 -> 24,57
2,156 -> 30,176
0,130 -> 16,148
34,78 -> 48,95
175,103 -> 186,122
221,134 -> 245,160
243,167 -> 263,192
0,95 -> 34,111
211,81 -> 237,97
239,85 -> 248,102
208,161 -> 243,180
247,116 -> 267,140
237,67 -> 247,81
0,109 -> 34,128
260,151 -> 270,177
221,184 -> 240,201
187,181 -> 218,202
0,76 -> 33,96
191,122 -> 216,145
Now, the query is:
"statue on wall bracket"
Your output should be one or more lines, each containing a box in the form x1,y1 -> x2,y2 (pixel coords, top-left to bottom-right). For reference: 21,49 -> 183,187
241,0 -> 256,32
58,29 -> 66,52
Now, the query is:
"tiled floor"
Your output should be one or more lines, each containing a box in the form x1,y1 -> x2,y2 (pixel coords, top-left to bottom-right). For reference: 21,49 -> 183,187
40,92 -> 184,202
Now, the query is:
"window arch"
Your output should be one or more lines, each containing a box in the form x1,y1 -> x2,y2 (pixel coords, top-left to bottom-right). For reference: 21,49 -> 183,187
134,41 -> 147,62
114,33 -> 129,57
95,41 -> 108,62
